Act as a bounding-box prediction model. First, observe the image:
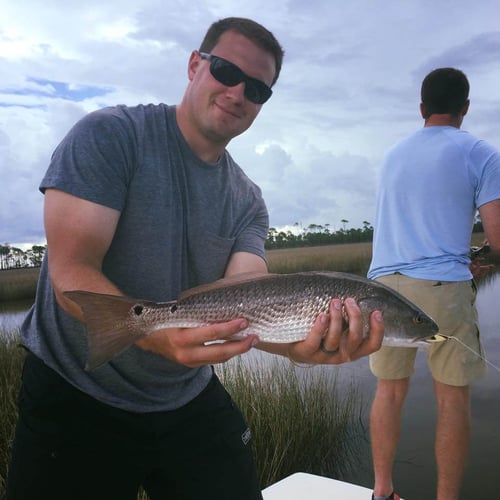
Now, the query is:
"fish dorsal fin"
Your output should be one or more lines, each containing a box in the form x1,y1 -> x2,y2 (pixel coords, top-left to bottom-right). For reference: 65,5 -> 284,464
178,272 -> 279,301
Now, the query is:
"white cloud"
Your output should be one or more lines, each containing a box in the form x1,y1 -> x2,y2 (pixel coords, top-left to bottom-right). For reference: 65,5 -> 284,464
2,0 -> 500,245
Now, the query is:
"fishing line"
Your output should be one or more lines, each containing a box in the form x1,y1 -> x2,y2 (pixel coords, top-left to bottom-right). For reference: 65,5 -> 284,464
443,335 -> 500,373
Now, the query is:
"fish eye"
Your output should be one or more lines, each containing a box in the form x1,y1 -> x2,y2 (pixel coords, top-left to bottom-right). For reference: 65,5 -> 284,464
133,305 -> 143,316
170,304 -> 177,313
413,314 -> 423,324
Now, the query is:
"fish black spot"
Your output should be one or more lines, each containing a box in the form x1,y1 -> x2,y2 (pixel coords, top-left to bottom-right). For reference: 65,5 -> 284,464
134,305 -> 144,316
170,304 -> 177,313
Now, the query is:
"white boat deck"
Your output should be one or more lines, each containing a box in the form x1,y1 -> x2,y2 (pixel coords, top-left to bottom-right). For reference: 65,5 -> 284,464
262,472 -> 373,499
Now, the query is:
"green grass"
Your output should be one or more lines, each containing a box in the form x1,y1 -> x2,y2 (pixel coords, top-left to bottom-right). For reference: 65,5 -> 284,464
216,356 -> 364,488
0,330 -> 25,498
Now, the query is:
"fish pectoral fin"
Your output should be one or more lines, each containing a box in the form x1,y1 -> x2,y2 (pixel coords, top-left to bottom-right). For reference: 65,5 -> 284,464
64,290 -> 147,370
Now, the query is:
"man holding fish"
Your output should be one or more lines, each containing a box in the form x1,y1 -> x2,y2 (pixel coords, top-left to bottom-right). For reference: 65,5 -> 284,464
7,17 -> 385,500
368,68 -> 500,500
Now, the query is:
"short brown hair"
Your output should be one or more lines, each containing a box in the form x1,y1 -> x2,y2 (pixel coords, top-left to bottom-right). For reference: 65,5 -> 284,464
199,17 -> 284,86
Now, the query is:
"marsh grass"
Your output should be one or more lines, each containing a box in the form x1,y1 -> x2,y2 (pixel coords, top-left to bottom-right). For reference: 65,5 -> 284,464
0,268 -> 40,302
0,330 -> 24,498
266,242 -> 372,276
266,235 -> 499,275
1,244 -> 374,302
216,356 -> 364,488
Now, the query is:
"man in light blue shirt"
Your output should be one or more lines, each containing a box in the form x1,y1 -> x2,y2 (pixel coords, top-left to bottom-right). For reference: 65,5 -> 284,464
368,68 -> 500,500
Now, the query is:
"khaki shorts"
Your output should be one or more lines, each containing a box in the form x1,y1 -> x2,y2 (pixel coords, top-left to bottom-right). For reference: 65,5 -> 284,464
369,274 -> 486,386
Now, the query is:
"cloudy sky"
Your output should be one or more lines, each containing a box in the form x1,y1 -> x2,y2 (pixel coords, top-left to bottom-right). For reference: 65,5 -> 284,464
2,0 -> 500,247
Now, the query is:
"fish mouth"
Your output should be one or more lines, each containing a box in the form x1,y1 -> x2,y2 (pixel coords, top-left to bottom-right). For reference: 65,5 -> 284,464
425,334 -> 448,343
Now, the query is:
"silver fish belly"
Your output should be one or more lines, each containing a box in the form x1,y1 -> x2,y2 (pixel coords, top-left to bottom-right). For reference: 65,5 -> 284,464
64,271 -> 442,370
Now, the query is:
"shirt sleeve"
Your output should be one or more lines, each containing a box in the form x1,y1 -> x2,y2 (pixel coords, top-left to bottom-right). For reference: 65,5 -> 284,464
40,106 -> 138,211
232,196 -> 269,262
471,140 -> 500,208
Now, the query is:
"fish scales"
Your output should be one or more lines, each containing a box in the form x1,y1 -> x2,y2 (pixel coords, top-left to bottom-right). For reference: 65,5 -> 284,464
163,273 -> 336,342
157,273 -> 363,342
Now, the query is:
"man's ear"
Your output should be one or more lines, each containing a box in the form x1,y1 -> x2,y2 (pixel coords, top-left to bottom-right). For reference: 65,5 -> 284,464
462,99 -> 470,117
419,102 -> 429,119
187,50 -> 201,81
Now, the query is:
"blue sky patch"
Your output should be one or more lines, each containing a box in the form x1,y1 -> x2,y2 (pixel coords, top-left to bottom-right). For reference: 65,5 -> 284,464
2,77 -> 112,102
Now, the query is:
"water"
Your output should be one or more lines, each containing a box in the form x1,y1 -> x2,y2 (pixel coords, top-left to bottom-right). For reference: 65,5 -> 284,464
0,299 -> 33,333
1,275 -> 499,499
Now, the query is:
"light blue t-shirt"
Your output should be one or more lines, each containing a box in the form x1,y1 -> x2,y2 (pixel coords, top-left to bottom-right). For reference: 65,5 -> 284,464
368,126 -> 500,281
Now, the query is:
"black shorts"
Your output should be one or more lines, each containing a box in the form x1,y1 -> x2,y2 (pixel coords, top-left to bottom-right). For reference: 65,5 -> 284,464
6,353 -> 262,500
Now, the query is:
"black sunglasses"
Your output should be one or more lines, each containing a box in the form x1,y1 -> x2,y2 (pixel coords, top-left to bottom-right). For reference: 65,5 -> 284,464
199,52 -> 273,104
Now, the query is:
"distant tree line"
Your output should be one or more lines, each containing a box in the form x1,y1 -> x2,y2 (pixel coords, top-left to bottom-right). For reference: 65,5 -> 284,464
0,216 -> 486,268
265,216 -> 486,250
266,221 -> 374,249
0,244 -> 46,270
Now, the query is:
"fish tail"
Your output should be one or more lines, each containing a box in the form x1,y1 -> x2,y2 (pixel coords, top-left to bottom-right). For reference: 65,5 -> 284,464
64,291 -> 145,370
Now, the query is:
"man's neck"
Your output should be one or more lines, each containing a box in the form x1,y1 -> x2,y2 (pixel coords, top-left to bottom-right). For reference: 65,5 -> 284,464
175,102 -> 227,163
424,113 -> 462,128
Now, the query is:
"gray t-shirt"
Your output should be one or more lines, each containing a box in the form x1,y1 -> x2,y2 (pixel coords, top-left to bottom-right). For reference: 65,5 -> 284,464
21,103 -> 269,412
